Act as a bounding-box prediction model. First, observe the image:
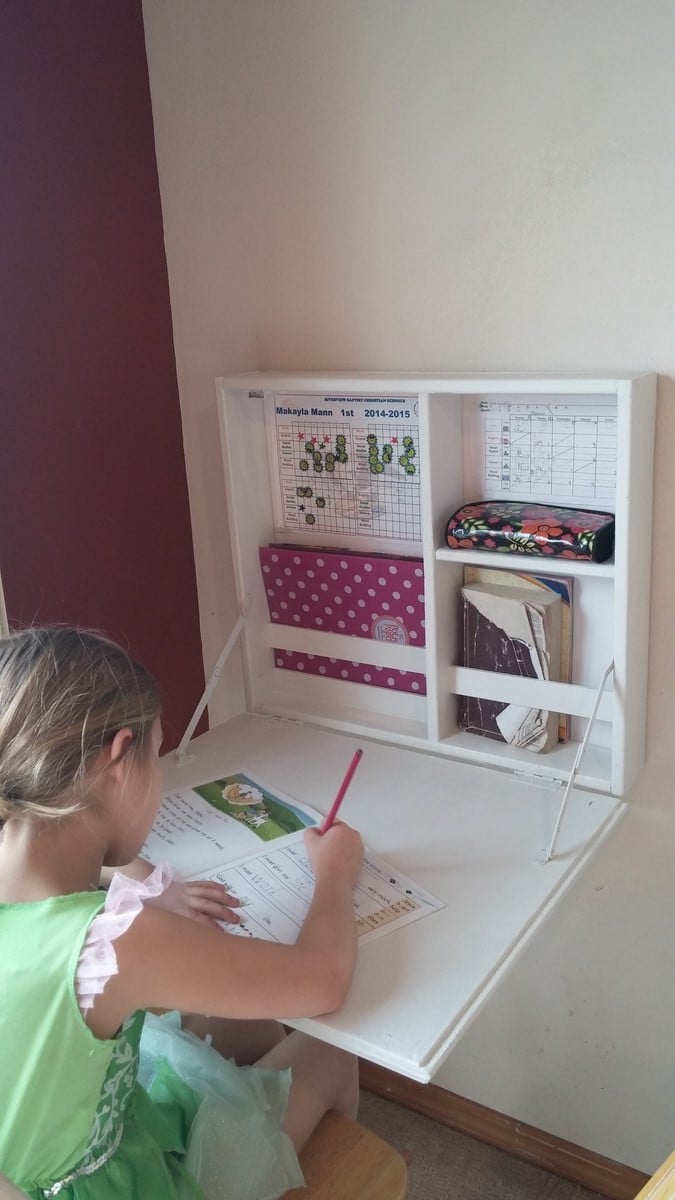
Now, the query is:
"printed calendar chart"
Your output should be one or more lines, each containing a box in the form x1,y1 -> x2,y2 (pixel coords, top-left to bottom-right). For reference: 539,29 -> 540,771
472,397 -> 618,509
265,393 -> 422,546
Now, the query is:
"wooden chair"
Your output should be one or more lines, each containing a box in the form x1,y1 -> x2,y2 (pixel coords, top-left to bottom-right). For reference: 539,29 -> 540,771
633,1148 -> 675,1198
283,1111 -> 408,1200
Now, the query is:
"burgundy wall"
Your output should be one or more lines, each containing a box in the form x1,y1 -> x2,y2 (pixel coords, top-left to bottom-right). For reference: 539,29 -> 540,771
0,1 -> 205,748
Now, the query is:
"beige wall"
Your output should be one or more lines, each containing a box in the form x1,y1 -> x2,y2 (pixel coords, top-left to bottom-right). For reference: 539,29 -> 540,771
143,0 -> 675,1173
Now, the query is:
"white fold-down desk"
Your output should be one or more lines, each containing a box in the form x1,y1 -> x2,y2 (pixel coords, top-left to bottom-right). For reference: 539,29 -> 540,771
161,712 -> 620,1084
174,370 -> 654,1082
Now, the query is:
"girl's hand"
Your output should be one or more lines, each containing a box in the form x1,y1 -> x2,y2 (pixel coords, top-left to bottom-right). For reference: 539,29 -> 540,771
158,879 -> 243,928
303,821 -> 364,889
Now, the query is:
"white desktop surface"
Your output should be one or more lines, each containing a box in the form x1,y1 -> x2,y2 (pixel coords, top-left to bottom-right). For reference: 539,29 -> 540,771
161,713 -> 620,1083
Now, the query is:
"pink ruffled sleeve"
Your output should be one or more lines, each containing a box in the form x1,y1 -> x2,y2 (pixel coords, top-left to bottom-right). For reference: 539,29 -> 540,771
75,863 -> 181,1013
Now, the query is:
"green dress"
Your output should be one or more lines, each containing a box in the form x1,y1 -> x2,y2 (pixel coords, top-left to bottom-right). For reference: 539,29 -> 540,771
0,891 -> 304,1199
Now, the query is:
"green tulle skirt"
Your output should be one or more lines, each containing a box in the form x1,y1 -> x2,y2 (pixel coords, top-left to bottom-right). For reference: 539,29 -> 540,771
24,1014 -> 304,1200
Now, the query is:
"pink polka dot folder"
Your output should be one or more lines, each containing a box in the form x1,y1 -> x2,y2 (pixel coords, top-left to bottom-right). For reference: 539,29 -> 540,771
259,545 -> 426,695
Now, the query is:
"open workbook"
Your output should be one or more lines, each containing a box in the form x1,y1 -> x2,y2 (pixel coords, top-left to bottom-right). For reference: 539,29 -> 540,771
142,769 -> 443,945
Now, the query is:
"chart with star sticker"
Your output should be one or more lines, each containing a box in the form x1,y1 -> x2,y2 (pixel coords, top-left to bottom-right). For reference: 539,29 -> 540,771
265,393 -> 422,549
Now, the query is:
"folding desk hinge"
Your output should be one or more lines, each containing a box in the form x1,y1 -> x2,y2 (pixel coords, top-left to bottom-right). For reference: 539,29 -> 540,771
511,769 -> 564,791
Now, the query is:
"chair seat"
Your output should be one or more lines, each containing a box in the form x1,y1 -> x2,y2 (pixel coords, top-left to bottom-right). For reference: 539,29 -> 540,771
283,1111 -> 408,1200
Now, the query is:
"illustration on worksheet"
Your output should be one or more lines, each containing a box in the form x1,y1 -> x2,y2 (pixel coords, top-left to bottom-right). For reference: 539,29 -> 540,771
265,393 -> 421,543
142,771 -> 320,871
193,773 -> 317,842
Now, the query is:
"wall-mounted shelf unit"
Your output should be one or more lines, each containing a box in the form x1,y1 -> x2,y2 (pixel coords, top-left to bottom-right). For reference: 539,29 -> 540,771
217,372 -> 655,800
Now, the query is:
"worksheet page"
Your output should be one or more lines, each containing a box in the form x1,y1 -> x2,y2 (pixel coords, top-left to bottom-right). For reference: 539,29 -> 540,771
144,769 -> 443,944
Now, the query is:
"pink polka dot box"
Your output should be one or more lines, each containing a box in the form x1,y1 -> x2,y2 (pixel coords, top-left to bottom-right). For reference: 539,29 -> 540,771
259,545 -> 426,695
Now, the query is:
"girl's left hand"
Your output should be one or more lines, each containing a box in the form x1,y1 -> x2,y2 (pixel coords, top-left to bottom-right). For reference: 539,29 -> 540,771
161,879 -> 243,928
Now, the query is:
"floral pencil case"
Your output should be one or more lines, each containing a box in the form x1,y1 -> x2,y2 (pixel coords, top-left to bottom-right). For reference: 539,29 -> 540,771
445,501 -> 615,562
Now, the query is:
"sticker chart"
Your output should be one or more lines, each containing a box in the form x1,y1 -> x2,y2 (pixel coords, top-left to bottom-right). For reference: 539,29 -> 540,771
199,840 -> 443,946
473,397 -> 618,508
265,393 -> 422,546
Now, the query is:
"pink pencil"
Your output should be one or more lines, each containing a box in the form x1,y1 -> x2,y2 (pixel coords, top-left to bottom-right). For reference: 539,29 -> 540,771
319,748 -> 363,834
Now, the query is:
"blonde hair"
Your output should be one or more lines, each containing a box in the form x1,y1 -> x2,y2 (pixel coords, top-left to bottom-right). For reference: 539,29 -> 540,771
0,626 -> 161,823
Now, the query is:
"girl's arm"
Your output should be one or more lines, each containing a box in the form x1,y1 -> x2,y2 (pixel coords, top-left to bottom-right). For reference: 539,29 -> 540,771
87,822 -> 364,1039
99,857 -> 243,927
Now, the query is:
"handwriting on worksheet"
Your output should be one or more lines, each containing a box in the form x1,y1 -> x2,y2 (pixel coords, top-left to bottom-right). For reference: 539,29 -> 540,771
201,838 -> 443,945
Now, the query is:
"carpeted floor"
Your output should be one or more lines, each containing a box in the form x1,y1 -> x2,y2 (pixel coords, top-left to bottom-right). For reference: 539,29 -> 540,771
358,1090 -> 605,1200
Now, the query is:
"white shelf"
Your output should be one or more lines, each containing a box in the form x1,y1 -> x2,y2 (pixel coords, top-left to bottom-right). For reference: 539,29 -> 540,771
217,370 -> 655,800
435,547 -> 615,578
263,623 -> 426,673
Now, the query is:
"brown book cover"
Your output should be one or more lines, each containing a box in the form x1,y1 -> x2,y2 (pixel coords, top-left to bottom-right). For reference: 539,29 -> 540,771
459,582 -> 562,753
463,566 -> 574,742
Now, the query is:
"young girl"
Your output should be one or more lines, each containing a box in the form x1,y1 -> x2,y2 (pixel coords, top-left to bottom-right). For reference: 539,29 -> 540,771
0,626 -> 364,1200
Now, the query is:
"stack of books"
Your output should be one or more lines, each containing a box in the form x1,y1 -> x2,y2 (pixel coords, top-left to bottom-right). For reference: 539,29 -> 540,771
459,571 -> 573,754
